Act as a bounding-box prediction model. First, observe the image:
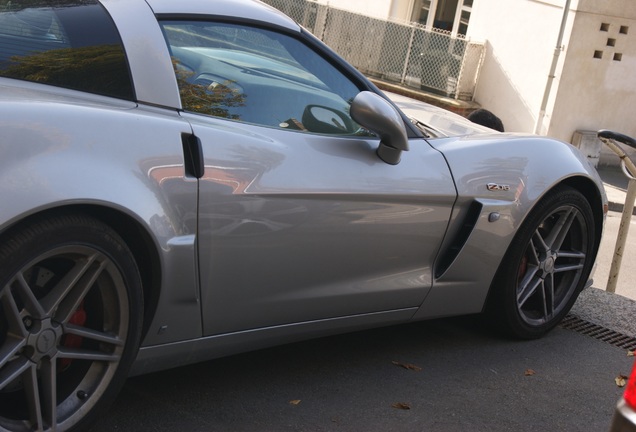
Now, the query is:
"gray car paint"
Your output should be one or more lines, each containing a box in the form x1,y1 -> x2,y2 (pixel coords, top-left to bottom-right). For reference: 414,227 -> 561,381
186,114 -> 456,336
0,0 -> 607,378
103,0 -> 182,108
0,80 -> 204,345
387,91 -> 495,137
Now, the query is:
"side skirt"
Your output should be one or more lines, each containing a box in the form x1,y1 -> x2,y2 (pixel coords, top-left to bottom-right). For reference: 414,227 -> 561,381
131,308 -> 418,376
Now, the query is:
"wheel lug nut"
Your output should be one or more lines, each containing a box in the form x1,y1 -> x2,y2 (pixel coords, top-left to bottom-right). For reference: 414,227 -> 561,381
77,390 -> 89,401
23,316 -> 33,330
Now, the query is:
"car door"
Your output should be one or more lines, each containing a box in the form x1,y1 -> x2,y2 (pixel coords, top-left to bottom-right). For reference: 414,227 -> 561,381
160,20 -> 457,336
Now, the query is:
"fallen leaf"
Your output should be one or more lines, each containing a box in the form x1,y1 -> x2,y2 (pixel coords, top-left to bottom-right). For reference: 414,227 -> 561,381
525,369 -> 536,376
392,361 -> 422,372
616,375 -> 629,387
391,402 -> 411,410
289,400 -> 301,405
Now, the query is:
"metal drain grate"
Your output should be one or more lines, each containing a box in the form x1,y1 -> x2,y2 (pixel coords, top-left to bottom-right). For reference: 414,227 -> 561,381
560,314 -> 636,351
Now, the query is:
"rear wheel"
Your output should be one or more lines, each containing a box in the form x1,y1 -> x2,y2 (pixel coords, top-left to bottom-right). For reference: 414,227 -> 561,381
0,214 -> 142,431
490,186 -> 595,339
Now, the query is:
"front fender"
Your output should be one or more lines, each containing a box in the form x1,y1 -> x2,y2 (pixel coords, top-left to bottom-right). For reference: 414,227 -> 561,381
432,133 -> 605,223
413,134 -> 606,320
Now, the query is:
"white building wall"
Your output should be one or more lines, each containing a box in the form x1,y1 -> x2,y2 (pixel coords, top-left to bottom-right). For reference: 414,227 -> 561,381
389,0 -> 415,23
466,0 -> 569,134
549,0 -> 636,146
468,0 -> 636,155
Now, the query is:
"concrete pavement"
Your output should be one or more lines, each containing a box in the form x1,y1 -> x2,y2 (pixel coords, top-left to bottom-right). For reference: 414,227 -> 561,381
571,165 -> 636,343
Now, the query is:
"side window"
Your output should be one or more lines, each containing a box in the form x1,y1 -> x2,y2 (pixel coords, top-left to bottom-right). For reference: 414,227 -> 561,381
160,21 -> 372,137
0,1 -> 133,100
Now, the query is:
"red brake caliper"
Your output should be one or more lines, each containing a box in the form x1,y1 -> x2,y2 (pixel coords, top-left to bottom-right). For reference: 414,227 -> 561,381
59,302 -> 87,371
518,254 -> 528,282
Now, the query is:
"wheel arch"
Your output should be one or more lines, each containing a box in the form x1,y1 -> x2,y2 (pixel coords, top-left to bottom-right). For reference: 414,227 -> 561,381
559,175 -> 605,259
483,181 -> 600,337
0,204 -> 161,341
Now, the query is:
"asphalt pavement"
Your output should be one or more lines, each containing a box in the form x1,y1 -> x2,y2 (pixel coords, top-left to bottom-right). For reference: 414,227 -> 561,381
90,166 -> 636,432
576,166 -> 636,340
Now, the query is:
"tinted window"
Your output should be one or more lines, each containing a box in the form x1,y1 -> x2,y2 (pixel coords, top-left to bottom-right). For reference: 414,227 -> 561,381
0,0 -> 133,100
161,21 -> 372,137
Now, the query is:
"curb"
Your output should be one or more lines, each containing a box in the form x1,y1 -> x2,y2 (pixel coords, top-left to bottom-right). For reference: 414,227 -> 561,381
608,201 -> 636,215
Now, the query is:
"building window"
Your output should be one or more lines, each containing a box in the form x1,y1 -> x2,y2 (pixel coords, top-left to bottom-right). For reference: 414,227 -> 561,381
414,0 -> 433,27
457,0 -> 473,36
412,0 -> 471,36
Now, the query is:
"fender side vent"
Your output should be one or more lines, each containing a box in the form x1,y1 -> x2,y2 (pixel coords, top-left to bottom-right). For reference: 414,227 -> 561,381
560,314 -> 636,351
434,200 -> 482,279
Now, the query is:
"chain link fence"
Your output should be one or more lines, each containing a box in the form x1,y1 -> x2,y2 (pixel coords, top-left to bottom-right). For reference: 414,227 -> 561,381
262,0 -> 484,101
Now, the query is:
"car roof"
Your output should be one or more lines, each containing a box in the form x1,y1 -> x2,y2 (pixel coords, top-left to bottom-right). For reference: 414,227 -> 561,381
143,0 -> 300,31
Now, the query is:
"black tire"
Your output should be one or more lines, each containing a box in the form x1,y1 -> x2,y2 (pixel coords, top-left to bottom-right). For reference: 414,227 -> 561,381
0,214 -> 143,431
489,186 -> 595,339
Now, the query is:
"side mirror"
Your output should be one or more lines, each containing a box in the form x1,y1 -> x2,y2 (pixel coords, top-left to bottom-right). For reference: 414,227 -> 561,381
350,91 -> 409,165
302,105 -> 357,134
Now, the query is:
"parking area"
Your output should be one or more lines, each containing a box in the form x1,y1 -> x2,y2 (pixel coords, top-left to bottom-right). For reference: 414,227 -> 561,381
91,310 -> 634,432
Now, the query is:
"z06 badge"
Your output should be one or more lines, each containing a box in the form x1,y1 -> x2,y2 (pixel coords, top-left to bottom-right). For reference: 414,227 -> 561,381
487,183 -> 511,191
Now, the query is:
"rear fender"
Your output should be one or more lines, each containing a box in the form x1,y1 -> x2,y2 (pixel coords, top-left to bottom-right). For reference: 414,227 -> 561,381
0,93 -> 203,346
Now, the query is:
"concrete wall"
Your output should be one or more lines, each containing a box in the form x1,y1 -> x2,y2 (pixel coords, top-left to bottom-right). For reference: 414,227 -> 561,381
466,0 -> 568,134
549,0 -> 636,165
389,0 -> 415,23
468,0 -> 636,167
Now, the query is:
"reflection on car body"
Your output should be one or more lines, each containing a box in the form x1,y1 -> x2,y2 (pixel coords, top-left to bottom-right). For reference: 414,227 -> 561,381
0,1 -> 607,431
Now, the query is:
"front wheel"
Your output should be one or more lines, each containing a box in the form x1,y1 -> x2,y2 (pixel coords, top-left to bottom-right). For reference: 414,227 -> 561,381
489,186 -> 596,339
0,214 -> 143,431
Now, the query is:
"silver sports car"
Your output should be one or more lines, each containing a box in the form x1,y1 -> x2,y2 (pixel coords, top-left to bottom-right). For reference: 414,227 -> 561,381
0,0 -> 606,430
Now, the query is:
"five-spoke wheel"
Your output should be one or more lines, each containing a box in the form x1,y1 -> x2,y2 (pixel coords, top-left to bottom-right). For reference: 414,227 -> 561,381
0,215 -> 142,432
490,186 -> 596,339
